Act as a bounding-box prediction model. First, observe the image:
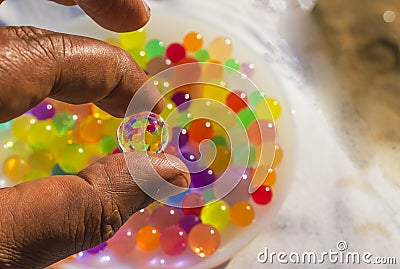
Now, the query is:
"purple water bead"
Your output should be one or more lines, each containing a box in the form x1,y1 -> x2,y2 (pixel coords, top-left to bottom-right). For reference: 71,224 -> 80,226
171,92 -> 191,111
31,101 -> 55,120
241,62 -> 255,78
179,214 -> 201,233
171,127 -> 189,148
190,168 -> 216,188
86,242 -> 107,254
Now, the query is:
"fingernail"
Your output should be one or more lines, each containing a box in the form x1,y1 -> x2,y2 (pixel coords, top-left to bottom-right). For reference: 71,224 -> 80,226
141,0 -> 151,18
169,174 -> 190,189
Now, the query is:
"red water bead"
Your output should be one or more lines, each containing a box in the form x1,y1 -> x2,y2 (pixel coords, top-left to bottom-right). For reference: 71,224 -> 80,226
182,193 -> 205,215
226,90 -> 248,113
251,185 -> 273,205
150,205 -> 182,230
188,119 -> 214,144
166,43 -> 186,63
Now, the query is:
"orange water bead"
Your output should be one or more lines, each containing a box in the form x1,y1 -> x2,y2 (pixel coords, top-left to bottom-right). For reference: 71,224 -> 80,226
183,32 -> 203,52
247,120 -> 275,146
263,168 -> 277,186
2,155 -> 31,182
188,224 -> 220,257
136,226 -> 160,251
206,145 -> 231,174
273,144 -> 283,167
202,60 -> 224,81
230,202 -> 254,227
78,115 -> 105,143
188,119 -> 214,144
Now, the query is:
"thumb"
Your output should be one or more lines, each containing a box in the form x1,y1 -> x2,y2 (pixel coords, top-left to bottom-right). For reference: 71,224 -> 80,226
0,153 -> 189,269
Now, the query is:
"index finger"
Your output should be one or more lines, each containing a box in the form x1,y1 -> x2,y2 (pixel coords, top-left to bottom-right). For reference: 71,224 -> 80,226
0,26 -> 163,123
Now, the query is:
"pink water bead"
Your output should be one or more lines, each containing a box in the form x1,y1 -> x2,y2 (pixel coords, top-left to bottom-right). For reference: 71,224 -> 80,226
150,205 -> 182,230
160,225 -> 188,255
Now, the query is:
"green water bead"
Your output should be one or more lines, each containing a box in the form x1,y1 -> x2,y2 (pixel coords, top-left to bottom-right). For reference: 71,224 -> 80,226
249,91 -> 266,107
224,58 -> 240,73
99,135 -> 117,154
233,144 -> 256,167
23,169 -> 49,182
211,136 -> 227,147
145,39 -> 166,59
53,112 -> 76,136
194,49 -> 210,62
237,108 -> 257,129
203,189 -> 217,203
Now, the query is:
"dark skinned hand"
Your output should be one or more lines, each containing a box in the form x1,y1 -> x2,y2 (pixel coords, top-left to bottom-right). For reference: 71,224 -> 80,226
0,1 -> 190,268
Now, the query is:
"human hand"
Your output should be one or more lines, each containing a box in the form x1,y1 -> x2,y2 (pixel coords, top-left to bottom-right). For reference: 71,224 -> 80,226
0,1 -> 190,268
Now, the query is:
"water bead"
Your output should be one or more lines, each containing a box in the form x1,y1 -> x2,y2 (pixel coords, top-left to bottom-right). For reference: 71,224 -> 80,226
237,107 -> 257,129
220,168 -> 253,206
52,112 -> 76,136
190,168 -> 216,188
86,242 -> 107,254
206,145 -> 231,174
182,193 -> 205,215
57,144 -> 90,174
183,32 -> 203,52
224,58 -> 240,72
23,169 -> 48,181
27,120 -> 56,150
273,144 -> 283,167
0,121 -> 11,131
150,205 -> 182,231
201,60 -> 224,81
145,56 -> 172,76
241,63 -> 255,78
160,225 -> 188,256
208,37 -> 233,62
188,119 -> 214,144
200,200 -> 230,231
108,208 -> 150,256
77,115 -> 105,143
171,92 -> 191,111
262,168 -> 277,186
201,84 -> 229,104
166,43 -> 186,63
93,106 -> 112,120
117,112 -> 168,153
145,39 -> 166,58
10,141 -> 32,159
167,189 -> 190,205
179,214 -> 201,233
230,202 -> 254,227
31,101 -> 55,120
194,49 -> 210,62
233,144 -> 256,167
28,149 -> 56,173
102,118 -> 121,137
136,226 -> 160,251
119,28 -> 146,51
256,97 -> 281,121
247,120 -> 275,146
11,114 -> 36,140
211,135 -> 228,147
251,185 -> 273,205
188,224 -> 220,257
248,90 -> 265,107
2,155 -> 31,181
226,90 -> 248,113
51,163 -> 69,176
127,49 -> 149,69
98,136 -> 117,154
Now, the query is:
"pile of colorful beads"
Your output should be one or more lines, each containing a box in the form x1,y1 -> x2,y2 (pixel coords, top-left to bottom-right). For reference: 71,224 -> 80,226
0,28 -> 284,268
